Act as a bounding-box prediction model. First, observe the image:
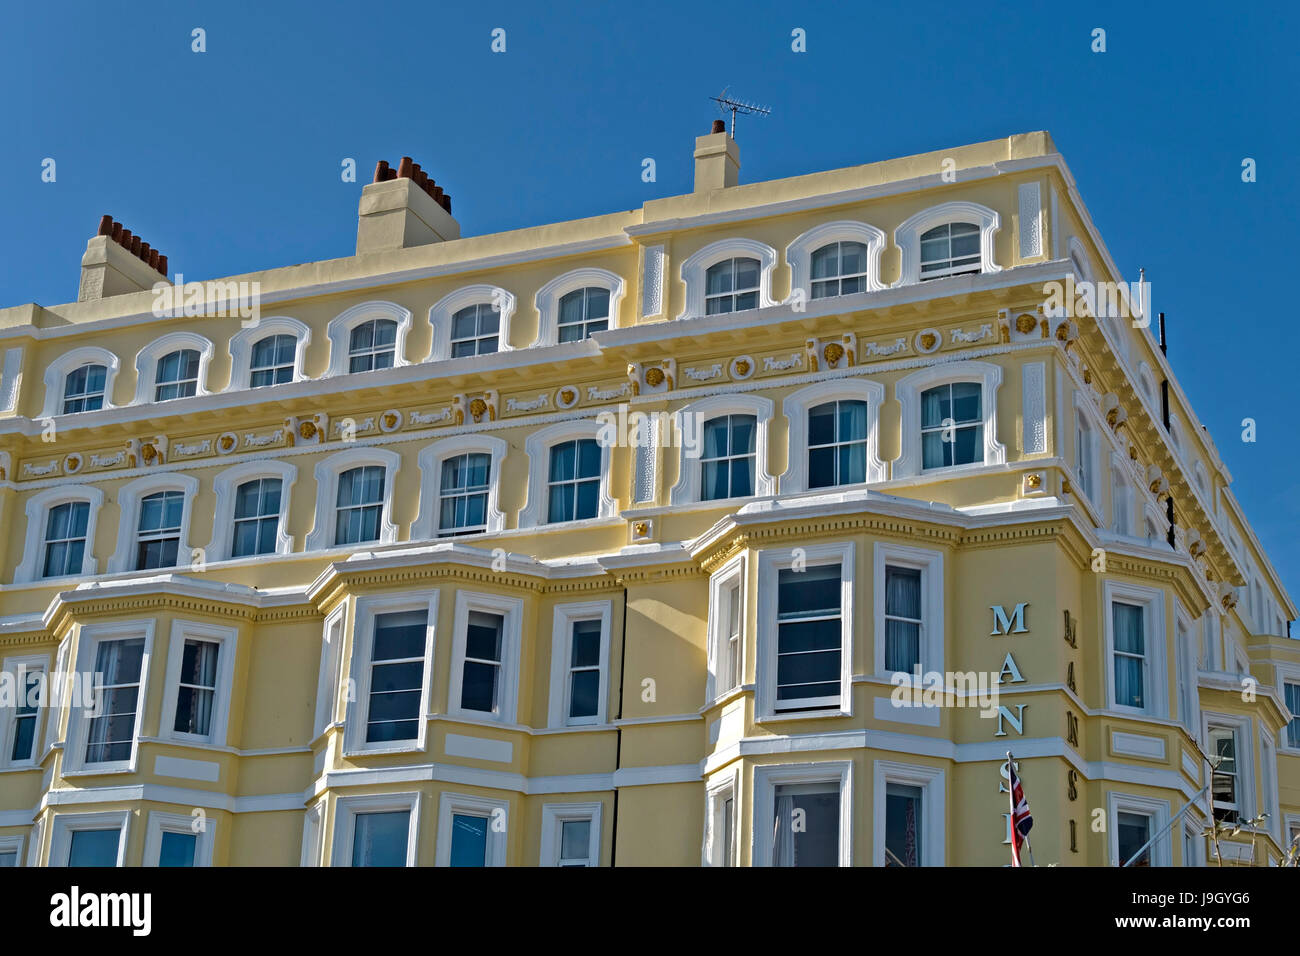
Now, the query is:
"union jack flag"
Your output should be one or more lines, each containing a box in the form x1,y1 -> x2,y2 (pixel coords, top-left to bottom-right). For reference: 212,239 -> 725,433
1007,753 -> 1033,867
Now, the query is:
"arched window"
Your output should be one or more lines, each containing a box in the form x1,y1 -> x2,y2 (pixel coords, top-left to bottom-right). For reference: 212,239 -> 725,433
701,415 -> 757,500
919,223 -> 981,280
413,436 -> 508,539
16,487 -> 106,582
348,320 -> 397,373
42,501 -> 91,577
249,335 -> 296,387
63,364 -> 108,414
545,439 -> 602,521
437,453 -> 492,535
557,288 -> 610,343
450,304 -> 500,357
704,258 -> 760,315
809,400 -> 869,488
810,242 -> 868,299
921,383 -> 983,469
334,466 -> 387,545
136,490 -> 186,569
1111,461 -> 1134,536
154,350 -> 201,402
231,478 -> 283,557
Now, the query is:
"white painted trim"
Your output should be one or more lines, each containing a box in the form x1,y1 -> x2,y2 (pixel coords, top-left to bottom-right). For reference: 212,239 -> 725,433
894,360 -> 1005,478
1111,731 -> 1166,760
1108,791 -> 1172,866
785,220 -> 888,299
324,300 -> 413,377
206,458 -> 298,561
518,419 -> 615,528
671,392 -> 776,503
448,590 -> 523,725
15,484 -> 105,583
300,801 -> 324,866
314,605 -> 347,739
108,472 -> 200,574
705,553 -> 747,705
0,653 -> 49,769
780,378 -> 886,492
158,619 -> 239,748
429,284 -> 517,359
547,600 -> 613,728
0,833 -> 24,867
676,237 -> 778,321
412,433 -> 508,539
343,591 -> 439,756
539,801 -> 603,866
1072,388 -> 1104,516
332,791 -> 421,866
1201,711 -> 1256,828
143,810 -> 216,866
532,267 -> 625,348
752,760 -> 852,867
1103,579 -> 1169,719
226,316 -> 312,390
872,541 -> 945,677
435,791 -> 508,866
40,346 -> 120,419
304,446 -> 402,551
872,759 -> 946,866
893,200 -> 1001,287
756,541 -> 855,719
133,331 -> 215,405
63,620 -> 155,775
49,809 -> 131,866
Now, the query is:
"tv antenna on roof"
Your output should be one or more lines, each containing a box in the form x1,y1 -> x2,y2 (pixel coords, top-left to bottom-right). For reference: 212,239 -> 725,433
711,88 -> 771,139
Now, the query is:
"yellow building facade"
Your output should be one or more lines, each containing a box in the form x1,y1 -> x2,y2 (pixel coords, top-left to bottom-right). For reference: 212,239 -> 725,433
0,129 -> 1295,867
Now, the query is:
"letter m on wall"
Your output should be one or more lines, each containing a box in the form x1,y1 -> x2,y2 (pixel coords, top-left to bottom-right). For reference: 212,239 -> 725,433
990,603 -> 1029,635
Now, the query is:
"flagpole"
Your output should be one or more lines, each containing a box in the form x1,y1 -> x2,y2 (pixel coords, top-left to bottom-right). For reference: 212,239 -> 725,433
1025,834 -> 1036,868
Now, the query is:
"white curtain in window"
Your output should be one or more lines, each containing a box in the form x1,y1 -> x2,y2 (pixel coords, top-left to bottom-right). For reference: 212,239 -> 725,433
772,793 -> 795,866
1113,604 -> 1145,708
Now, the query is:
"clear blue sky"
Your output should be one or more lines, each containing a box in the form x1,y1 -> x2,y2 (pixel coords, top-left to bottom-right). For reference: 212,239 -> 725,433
3,1 -> 1296,610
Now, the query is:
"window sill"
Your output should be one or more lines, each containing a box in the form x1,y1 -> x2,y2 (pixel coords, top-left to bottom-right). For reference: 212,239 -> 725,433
756,706 -> 852,723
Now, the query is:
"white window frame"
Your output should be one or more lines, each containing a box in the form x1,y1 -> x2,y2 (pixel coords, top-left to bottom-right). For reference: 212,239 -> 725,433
892,201 -> 1001,287
1182,813 -> 1205,867
227,316 -> 312,390
756,541 -> 855,720
343,592 -> 439,756
518,420 -> 616,528
324,301 -> 413,377
1276,662 -> 1300,753
333,791 -> 421,867
872,542 -> 944,677
43,638 -> 70,758
305,447 -> 402,551
894,361 -> 1005,479
1108,792 -> 1171,866
676,238 -> 778,321
158,619 -> 239,747
313,604 -> 347,741
872,759 -> 946,867
547,600 -> 613,728
0,834 -> 24,867
533,268 -> 625,348
143,811 -> 216,867
133,331 -> 214,405
412,434 -> 508,539
64,620 -> 155,775
1,653 -> 50,769
429,285 -> 517,360
671,393 -> 777,504
780,378 -> 887,493
15,485 -> 105,583
50,810 -> 131,867
448,590 -> 523,724
702,768 -> 741,867
1109,453 -> 1136,536
1102,580 -> 1169,718
207,459 -> 297,562
1260,731 -> 1279,842
301,801 -> 324,866
108,473 -> 199,574
435,792 -> 509,867
1202,712 -> 1255,828
539,802 -> 603,866
705,553 -> 747,705
752,761 -> 852,867
1173,603 -> 1199,736
41,346 -> 120,419
1073,391 -> 1102,512
785,220 -> 888,300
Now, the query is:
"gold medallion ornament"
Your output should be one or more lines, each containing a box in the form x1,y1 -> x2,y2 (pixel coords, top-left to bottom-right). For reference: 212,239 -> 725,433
64,453 -> 83,475
644,366 -> 665,388
1016,313 -> 1036,335
299,420 -> 317,440
823,342 -> 845,366
470,397 -> 488,420
218,432 -> 238,454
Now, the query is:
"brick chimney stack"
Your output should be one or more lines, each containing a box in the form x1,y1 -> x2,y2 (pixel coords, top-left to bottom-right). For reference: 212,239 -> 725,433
78,216 -> 169,301
356,155 -> 460,255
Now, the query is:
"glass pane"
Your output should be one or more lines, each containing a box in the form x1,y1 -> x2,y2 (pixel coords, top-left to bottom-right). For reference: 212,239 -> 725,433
772,786 -> 839,866
68,829 -> 119,867
884,784 -> 922,866
561,819 -> 591,861
352,811 -> 409,867
158,831 -> 197,867
777,564 -> 841,617
449,814 -> 488,866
